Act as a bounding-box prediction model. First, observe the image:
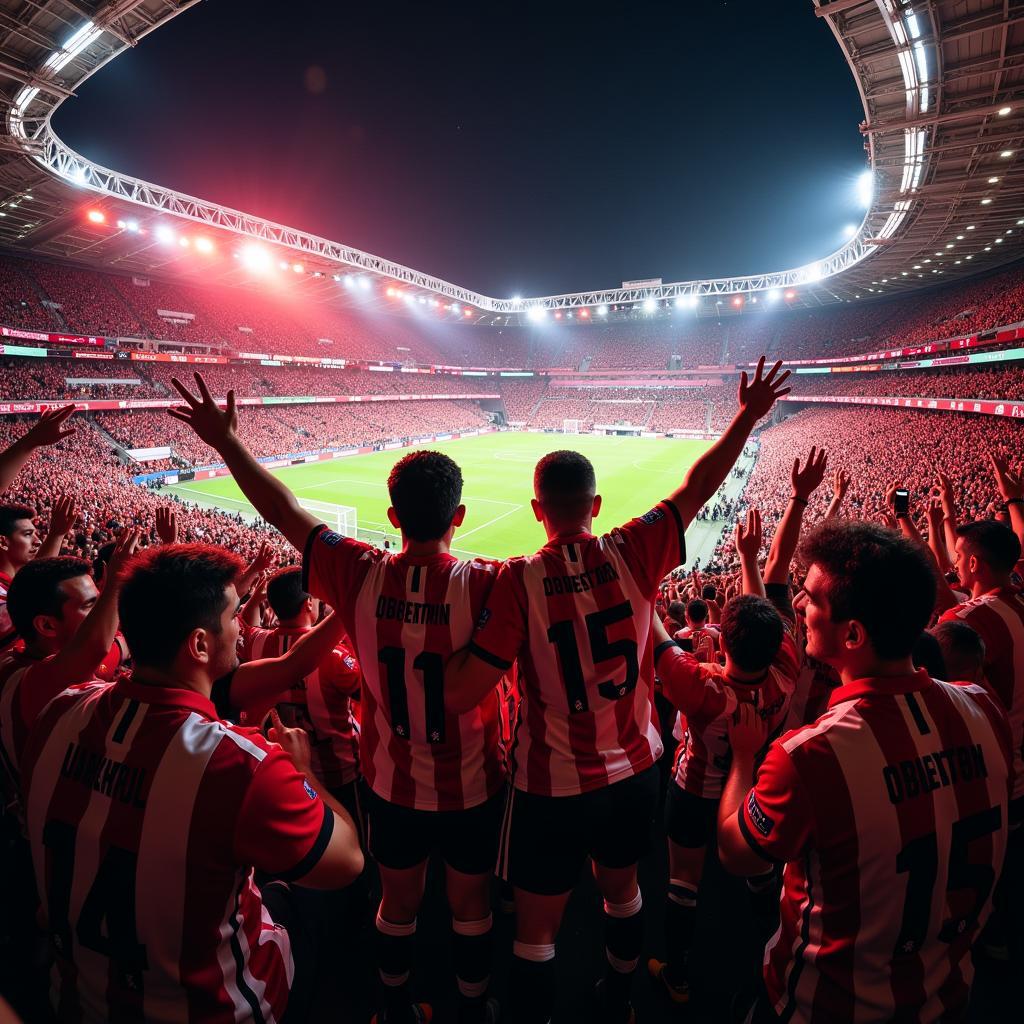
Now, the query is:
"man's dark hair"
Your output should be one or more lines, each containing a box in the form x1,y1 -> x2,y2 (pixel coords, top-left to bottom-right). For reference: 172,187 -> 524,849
701,583 -> 717,602
534,451 -> 596,516
267,567 -> 309,621
912,631 -> 946,679
0,503 -> 34,538
666,600 -> 685,625
686,598 -> 709,624
931,620 -> 986,682
799,521 -> 937,660
720,595 -> 784,673
7,556 -> 91,641
956,519 -> 1021,574
387,451 -> 463,542
119,544 -> 244,668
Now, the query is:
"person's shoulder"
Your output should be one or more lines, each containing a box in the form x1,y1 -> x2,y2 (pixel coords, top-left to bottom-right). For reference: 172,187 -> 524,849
776,699 -> 864,758
310,528 -> 380,562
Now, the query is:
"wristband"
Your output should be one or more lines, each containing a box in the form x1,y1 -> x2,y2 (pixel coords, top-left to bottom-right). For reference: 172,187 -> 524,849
1007,498 -> 1024,506
895,512 -> 910,519
654,640 -> 680,667
789,496 -> 808,506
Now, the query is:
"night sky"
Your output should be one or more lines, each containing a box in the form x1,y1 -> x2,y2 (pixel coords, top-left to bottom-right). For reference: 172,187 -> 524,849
53,0 -> 866,297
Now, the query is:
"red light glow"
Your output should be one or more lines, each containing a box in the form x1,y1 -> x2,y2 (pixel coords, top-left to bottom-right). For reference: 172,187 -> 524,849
86,210 -> 105,224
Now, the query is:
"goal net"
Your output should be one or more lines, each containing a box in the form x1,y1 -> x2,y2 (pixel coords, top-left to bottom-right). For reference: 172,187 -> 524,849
563,419 -> 582,434
297,499 -> 358,538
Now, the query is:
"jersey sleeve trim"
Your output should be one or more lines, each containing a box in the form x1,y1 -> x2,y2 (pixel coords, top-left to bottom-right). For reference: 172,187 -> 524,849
662,500 -> 687,566
469,641 -> 513,671
737,805 -> 779,865
300,523 -> 328,593
275,800 -> 335,882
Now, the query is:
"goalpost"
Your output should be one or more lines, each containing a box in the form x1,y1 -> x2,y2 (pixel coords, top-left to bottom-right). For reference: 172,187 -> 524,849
563,419 -> 582,434
297,499 -> 359,538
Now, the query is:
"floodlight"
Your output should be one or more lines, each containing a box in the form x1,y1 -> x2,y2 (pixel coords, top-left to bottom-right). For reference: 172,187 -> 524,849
86,209 -> 105,224
596,304 -> 608,316
579,308 -> 589,318
988,177 -> 1000,184
642,297 -> 657,313
240,244 -> 271,272
126,220 -> 139,233
999,106 -> 1012,116
1002,151 -> 1014,158
732,296 -> 744,307
766,289 -> 781,303
527,307 -> 546,322
194,238 -> 213,253
803,263 -> 823,283
155,225 -> 175,243
293,263 -> 304,273
856,170 -> 873,207
463,308 -> 473,317
687,294 -> 699,309
358,277 -> 371,290
784,290 -> 796,300
981,198 -> 993,204
179,237 -> 190,247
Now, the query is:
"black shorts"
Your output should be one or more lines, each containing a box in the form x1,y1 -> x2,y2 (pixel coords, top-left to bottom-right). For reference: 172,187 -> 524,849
364,787 -> 506,875
665,782 -> 718,850
330,779 -> 367,851
499,766 -> 659,896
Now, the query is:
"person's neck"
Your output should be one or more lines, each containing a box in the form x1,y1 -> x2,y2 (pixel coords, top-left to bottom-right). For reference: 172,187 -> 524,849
723,658 -> 765,686
130,664 -> 213,700
836,655 -> 917,687
544,518 -> 593,543
278,615 -> 313,631
400,536 -> 451,559
0,554 -> 19,580
24,639 -> 57,662
970,573 -> 1010,600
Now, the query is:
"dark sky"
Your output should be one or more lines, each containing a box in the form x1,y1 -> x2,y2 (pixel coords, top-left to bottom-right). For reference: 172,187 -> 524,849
53,0 -> 866,297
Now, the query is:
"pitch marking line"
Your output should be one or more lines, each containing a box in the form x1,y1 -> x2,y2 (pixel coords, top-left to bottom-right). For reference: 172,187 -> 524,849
298,476 -> 519,506
453,503 -> 525,541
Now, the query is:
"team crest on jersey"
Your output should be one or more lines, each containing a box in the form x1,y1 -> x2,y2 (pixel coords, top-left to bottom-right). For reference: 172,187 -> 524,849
343,655 -> 357,670
476,608 -> 491,630
319,530 -> 344,547
639,507 -> 665,526
746,792 -> 774,837
303,780 -> 318,800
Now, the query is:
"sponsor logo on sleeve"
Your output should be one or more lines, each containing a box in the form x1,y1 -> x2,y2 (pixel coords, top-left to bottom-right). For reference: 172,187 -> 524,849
639,507 -> 665,526
303,780 -> 318,800
746,791 -> 774,837
319,530 -> 344,547
343,654 -> 357,670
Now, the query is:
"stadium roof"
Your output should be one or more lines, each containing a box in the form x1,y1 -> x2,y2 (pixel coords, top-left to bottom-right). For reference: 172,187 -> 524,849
0,0 -> 1022,324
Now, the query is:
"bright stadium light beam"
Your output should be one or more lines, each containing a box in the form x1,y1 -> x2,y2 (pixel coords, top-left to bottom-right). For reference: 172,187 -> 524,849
155,225 -> 175,244
527,306 -> 546,322
842,223 -> 857,239
766,288 -> 781,303
195,237 -> 214,253
642,297 -> 657,313
240,243 -> 272,272
86,209 -> 105,224
596,304 -> 608,316
856,169 -> 873,207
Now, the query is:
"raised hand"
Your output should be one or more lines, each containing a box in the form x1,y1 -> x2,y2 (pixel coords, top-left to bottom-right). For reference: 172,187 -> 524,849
936,472 -> 956,516
155,507 -> 178,545
22,405 -> 77,448
269,709 -> 312,775
250,540 -> 275,576
105,528 -> 141,584
877,510 -> 898,531
734,507 -> 762,562
791,447 -> 828,500
727,701 -> 768,756
990,453 -> 1024,502
925,497 -> 945,535
832,468 -> 851,502
737,356 -> 792,422
167,374 -> 238,450
48,494 -> 78,538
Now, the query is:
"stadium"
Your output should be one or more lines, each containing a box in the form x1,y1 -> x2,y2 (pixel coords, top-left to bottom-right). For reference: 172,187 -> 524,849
0,0 -> 1021,1022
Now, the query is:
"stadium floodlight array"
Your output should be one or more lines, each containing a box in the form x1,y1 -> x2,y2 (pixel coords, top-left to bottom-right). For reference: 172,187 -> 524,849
297,499 -> 358,539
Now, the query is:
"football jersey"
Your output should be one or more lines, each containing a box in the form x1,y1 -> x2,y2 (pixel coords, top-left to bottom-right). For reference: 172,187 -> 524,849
303,526 -> 505,811
0,571 -> 15,653
940,587 -> 1024,799
471,499 -> 686,797
239,622 -> 362,789
21,675 -> 334,1024
740,672 -> 1011,1023
662,631 -> 798,800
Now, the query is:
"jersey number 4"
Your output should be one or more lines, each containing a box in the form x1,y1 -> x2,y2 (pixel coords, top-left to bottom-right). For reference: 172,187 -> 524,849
43,819 -> 148,989
894,805 -> 1002,955
547,601 -> 640,714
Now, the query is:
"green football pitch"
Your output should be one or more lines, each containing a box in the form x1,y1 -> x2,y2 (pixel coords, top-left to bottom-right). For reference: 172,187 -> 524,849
166,432 -> 713,560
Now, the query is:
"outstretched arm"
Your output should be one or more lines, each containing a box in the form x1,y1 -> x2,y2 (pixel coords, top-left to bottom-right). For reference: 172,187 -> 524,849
764,447 -> 828,587
990,453 -> 1024,552
0,406 -> 77,495
823,467 -> 849,521
168,375 -> 318,551
734,507 -> 766,598
229,612 -> 350,713
35,495 -> 77,560
668,357 -> 791,526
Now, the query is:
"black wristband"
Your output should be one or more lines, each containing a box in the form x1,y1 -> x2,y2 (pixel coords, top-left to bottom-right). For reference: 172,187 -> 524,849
1007,498 -> 1024,507
654,640 -> 680,667
790,496 -> 808,506
896,513 -> 910,519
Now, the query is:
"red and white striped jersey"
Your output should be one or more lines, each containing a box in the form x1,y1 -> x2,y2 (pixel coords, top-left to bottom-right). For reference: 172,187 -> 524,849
661,631 -> 798,799
940,586 -> 1024,799
21,675 -> 334,1024
303,526 -> 505,811
0,571 -> 16,653
741,672 -> 1011,1023
471,500 -> 686,797
239,623 -> 362,789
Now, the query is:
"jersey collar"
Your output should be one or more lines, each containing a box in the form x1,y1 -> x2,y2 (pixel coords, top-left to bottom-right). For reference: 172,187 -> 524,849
828,668 -> 932,709
115,673 -> 218,719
